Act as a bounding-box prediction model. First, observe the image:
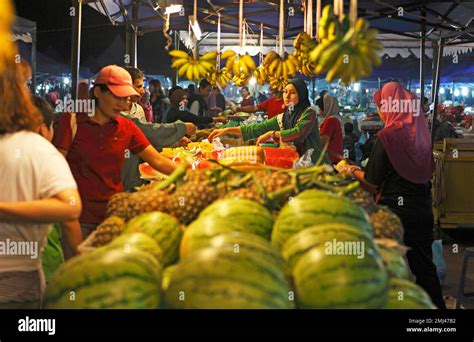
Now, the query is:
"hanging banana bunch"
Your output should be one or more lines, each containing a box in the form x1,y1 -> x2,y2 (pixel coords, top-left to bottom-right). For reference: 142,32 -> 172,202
253,65 -> 268,85
169,50 -> 218,81
226,52 -> 256,80
264,52 -> 299,80
308,4 -> 383,85
268,75 -> 289,91
207,67 -> 232,88
292,32 -> 317,77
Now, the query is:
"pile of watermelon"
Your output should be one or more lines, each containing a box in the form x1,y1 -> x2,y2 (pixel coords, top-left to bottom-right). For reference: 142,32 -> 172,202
45,187 -> 437,309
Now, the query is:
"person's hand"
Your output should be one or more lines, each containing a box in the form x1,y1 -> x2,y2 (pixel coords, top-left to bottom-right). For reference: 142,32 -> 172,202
256,131 -> 275,145
208,128 -> 229,142
178,136 -> 191,147
185,123 -> 197,135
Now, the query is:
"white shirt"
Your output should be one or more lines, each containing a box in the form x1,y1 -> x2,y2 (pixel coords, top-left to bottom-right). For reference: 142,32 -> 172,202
124,102 -> 147,123
0,131 -> 77,272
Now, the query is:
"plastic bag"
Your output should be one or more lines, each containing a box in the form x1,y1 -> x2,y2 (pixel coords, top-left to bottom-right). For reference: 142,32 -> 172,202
293,148 -> 314,169
432,239 -> 447,286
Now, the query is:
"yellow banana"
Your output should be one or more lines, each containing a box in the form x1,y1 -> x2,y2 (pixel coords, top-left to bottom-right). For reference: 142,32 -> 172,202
243,54 -> 256,71
268,57 -> 281,74
178,63 -> 189,77
221,50 -> 235,60
201,51 -> 217,61
186,64 -> 195,81
199,60 -> 215,72
169,50 -> 189,59
171,58 -> 189,69
264,51 -> 279,65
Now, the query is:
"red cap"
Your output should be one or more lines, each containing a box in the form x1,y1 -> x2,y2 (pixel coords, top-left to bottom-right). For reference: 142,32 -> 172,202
94,65 -> 139,97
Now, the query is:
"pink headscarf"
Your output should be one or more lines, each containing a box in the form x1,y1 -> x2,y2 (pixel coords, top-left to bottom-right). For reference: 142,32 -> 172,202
374,82 -> 434,184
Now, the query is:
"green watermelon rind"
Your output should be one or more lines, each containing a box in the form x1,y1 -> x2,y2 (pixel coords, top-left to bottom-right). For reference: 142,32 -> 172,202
281,223 -> 377,271
273,190 -> 373,251
293,244 -> 389,309
384,278 -> 437,309
45,249 -> 162,309
165,247 -> 294,309
124,211 -> 182,266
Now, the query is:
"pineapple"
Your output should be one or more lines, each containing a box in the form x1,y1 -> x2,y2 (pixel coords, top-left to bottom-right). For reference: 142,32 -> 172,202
126,190 -> 171,220
105,192 -> 130,220
167,178 -> 218,225
370,207 -> 405,244
347,188 -> 377,215
225,188 -> 262,203
92,216 -> 125,247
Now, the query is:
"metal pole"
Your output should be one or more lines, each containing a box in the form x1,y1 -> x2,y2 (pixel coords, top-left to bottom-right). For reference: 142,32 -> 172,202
126,3 -> 138,67
419,7 -> 426,102
70,0 -> 82,100
430,40 -> 438,104
173,31 -> 178,87
431,37 -> 444,142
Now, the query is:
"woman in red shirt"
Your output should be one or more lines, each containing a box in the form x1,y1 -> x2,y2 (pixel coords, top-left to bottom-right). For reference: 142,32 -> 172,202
240,87 -> 255,107
236,87 -> 285,119
317,93 -> 343,164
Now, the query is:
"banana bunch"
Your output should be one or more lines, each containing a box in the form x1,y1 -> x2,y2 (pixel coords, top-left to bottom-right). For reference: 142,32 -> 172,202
264,51 -> 299,79
293,32 -> 317,62
224,51 -> 257,78
309,5 -> 382,85
169,50 -> 217,81
0,0 -> 16,75
207,67 -> 232,88
253,65 -> 268,85
292,32 -> 318,78
232,73 -> 250,87
268,75 -> 289,91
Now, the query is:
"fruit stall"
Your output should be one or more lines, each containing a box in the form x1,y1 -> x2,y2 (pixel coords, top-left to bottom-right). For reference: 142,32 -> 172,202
42,0 -> 474,311
45,143 -> 435,309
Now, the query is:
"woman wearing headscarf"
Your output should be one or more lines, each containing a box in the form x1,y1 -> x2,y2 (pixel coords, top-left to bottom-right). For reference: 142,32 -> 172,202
208,79 -> 328,164
337,82 -> 445,309
317,93 -> 344,164
163,89 -> 227,127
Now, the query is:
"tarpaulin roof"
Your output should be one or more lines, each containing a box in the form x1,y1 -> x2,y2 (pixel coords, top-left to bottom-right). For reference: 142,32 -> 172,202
86,0 -> 474,41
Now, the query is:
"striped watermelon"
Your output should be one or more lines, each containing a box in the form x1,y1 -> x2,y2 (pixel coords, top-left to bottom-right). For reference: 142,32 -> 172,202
45,249 -> 162,309
273,189 -> 372,250
384,278 -> 437,309
293,244 -> 388,308
180,200 -> 274,259
106,232 -> 164,264
165,247 -> 294,309
198,199 -> 274,239
281,223 -> 376,271
376,240 -> 410,280
186,231 -> 289,275
124,211 -> 182,266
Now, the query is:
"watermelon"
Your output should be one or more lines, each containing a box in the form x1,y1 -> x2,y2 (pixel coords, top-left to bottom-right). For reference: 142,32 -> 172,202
376,240 -> 410,280
180,214 -> 273,259
188,231 -> 289,275
165,247 -> 294,309
45,249 -> 162,309
273,189 -> 372,250
106,232 -> 164,264
293,244 -> 388,308
124,212 -> 182,266
281,223 -> 376,271
384,278 -> 437,309
198,199 -> 274,240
